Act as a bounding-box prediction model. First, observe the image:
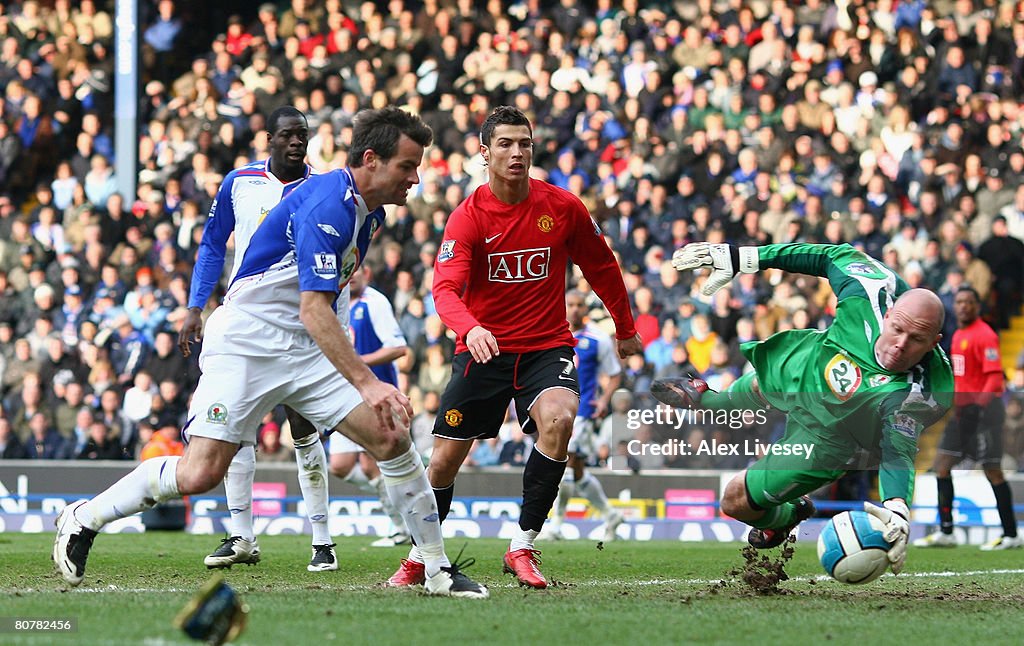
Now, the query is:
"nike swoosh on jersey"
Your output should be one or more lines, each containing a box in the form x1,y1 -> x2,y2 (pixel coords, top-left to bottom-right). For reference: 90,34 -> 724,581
485,233 -> 502,243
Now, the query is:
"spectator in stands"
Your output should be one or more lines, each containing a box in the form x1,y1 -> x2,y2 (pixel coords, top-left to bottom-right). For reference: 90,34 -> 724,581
142,330 -> 189,387
105,314 -> 150,385
978,216 -> 1024,328
143,0 -> 184,85
24,411 -> 71,459
0,416 -> 27,459
255,413 -> 290,463
95,387 -> 134,458
498,426 -> 530,468
67,406 -> 96,457
77,418 -> 121,460
138,419 -> 184,462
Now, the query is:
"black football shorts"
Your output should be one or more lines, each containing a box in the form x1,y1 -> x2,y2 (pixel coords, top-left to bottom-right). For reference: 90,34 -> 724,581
937,399 -> 1006,466
432,346 -> 580,440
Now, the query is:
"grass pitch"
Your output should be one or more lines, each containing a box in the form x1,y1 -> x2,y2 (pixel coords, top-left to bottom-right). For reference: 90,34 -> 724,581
2,532 -> 1023,645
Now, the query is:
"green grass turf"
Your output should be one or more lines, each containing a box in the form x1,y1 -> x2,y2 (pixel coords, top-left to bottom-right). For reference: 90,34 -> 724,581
2,532 -> 1023,645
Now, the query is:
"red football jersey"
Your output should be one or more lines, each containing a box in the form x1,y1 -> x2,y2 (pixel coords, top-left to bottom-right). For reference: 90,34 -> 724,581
433,179 -> 636,354
950,317 -> 1003,406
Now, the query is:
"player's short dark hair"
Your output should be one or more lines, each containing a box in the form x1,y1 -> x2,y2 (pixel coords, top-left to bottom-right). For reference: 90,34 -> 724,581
267,106 -> 307,135
480,106 -> 532,146
955,285 -> 981,303
349,106 -> 433,168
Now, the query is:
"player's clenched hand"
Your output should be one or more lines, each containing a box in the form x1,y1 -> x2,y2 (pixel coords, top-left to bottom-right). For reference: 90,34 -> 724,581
466,326 -> 499,364
672,243 -> 760,296
616,333 -> 642,359
864,499 -> 910,574
359,380 -> 413,432
178,307 -> 204,357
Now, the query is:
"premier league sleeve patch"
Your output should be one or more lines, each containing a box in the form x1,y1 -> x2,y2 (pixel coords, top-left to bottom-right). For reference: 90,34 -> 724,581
313,252 -> 338,278
438,239 -> 456,263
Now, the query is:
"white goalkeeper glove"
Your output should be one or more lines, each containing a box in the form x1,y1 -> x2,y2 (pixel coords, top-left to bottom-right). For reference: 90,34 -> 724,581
863,499 -> 910,575
671,243 -> 760,296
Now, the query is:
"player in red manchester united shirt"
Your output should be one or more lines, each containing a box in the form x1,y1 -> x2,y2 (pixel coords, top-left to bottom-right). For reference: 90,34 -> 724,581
915,287 -> 1021,550
388,106 -> 642,589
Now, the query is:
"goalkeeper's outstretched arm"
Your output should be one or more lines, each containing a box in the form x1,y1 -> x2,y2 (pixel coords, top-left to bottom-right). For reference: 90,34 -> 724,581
673,242 -> 906,299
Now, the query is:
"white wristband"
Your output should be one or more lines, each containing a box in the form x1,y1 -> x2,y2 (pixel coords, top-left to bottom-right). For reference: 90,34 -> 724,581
737,247 -> 760,273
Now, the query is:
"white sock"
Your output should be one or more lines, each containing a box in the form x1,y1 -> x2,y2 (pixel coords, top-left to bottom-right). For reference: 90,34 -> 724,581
510,528 -> 540,553
406,544 -> 424,564
378,445 -> 449,576
294,434 -> 331,546
225,445 -> 256,541
551,477 -> 574,528
577,472 -> 611,515
371,475 -> 407,532
77,456 -> 181,531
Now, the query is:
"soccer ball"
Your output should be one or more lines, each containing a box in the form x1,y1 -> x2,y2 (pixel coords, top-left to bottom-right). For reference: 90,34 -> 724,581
817,510 -> 892,584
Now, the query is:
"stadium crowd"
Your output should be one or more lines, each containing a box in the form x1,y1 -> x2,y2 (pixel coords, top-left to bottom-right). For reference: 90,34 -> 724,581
2,0 -> 1024,473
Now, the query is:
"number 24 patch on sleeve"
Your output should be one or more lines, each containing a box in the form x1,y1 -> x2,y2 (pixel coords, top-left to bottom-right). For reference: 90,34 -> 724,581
825,353 -> 861,401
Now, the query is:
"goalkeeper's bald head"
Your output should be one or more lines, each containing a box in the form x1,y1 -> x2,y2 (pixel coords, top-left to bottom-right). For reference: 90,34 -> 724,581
876,288 -> 945,373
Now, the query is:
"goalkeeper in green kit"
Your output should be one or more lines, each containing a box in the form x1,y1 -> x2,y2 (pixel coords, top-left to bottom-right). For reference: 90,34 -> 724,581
653,243 -> 953,575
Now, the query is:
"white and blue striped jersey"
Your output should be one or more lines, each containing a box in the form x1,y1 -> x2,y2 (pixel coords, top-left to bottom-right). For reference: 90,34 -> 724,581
224,168 -> 385,333
350,286 -> 406,386
187,158 -> 313,310
573,322 -> 621,419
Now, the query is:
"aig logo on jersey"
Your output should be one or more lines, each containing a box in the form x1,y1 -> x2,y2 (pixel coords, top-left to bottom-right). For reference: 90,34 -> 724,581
825,353 -> 862,401
487,247 -> 551,283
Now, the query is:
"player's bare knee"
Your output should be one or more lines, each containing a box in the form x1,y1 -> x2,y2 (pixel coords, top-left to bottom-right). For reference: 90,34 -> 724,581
535,404 -> 575,443
372,429 -> 411,461
720,476 -> 752,518
427,441 -> 468,486
427,454 -> 461,487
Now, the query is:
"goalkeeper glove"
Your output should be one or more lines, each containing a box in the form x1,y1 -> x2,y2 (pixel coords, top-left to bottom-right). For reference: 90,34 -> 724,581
863,499 -> 910,575
671,243 -> 760,296
174,574 -> 249,645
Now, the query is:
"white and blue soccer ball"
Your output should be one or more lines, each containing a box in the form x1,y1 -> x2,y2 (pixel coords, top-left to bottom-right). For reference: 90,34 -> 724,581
817,510 -> 892,584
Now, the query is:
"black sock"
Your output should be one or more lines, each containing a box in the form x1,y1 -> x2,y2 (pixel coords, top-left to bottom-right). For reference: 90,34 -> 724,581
519,449 -> 568,532
992,481 -> 1018,538
433,484 -> 455,523
938,476 -> 954,534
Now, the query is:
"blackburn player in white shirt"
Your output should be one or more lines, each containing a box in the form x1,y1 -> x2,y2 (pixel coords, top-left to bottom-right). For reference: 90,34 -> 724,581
543,290 -> 624,541
328,264 -> 411,547
54,107 -> 488,598
177,106 -> 340,572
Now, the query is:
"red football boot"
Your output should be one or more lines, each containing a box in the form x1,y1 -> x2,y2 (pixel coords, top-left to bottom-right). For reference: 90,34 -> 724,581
386,558 -> 426,587
502,548 -> 548,589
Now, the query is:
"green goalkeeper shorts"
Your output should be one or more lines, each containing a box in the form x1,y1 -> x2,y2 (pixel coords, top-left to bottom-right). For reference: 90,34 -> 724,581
743,418 -> 852,510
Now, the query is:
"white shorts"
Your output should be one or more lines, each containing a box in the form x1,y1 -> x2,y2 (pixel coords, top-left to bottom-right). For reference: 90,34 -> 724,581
568,416 -> 597,457
185,307 -> 363,447
328,431 -> 365,455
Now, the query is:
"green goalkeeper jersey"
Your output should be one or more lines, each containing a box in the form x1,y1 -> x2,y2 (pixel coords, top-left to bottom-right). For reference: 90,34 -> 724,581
741,244 -> 953,500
